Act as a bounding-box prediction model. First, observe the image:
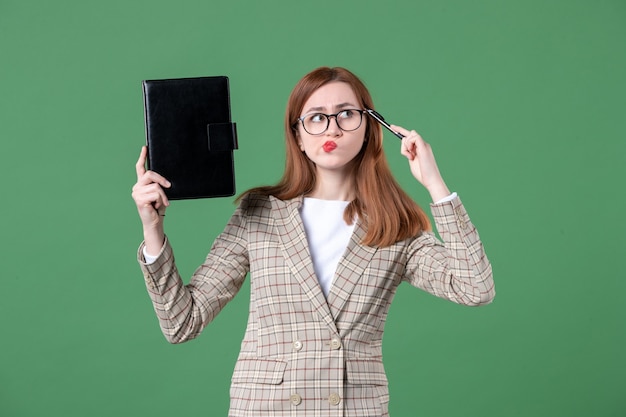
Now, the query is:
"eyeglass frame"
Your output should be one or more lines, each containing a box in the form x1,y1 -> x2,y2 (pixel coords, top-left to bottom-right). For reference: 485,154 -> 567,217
294,108 -> 366,135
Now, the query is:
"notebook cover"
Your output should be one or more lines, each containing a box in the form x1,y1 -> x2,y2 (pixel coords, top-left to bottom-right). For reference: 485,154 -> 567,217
142,76 -> 238,200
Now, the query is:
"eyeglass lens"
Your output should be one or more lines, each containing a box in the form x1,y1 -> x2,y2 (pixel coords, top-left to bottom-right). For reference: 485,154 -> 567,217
302,110 -> 363,135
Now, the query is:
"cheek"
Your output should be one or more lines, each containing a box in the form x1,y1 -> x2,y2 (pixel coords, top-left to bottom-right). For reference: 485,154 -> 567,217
350,129 -> 367,149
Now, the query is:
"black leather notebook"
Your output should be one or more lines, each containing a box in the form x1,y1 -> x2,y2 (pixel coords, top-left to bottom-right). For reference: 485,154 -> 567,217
142,76 -> 238,200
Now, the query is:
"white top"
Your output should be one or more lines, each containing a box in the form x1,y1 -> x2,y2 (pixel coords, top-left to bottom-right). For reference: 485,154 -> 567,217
300,197 -> 355,297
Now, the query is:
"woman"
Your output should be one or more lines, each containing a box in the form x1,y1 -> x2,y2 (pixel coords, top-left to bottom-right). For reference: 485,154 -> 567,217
132,66 -> 495,416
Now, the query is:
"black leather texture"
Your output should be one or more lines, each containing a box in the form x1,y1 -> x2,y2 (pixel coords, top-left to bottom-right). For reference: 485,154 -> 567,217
142,76 -> 237,199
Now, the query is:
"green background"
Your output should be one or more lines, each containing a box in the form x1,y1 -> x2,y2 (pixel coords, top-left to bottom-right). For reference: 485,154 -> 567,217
1,0 -> 624,416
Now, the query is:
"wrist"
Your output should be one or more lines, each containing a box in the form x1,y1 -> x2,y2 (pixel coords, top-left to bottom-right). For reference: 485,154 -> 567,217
427,182 -> 451,203
143,224 -> 165,255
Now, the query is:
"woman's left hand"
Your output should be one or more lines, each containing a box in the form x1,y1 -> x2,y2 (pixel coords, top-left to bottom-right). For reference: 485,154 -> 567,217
391,125 -> 451,202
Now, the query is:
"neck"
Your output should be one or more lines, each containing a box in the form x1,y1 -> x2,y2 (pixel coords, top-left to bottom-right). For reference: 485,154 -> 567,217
308,168 -> 355,201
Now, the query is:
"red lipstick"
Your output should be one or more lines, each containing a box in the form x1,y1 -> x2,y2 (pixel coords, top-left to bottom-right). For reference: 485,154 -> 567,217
323,141 -> 337,152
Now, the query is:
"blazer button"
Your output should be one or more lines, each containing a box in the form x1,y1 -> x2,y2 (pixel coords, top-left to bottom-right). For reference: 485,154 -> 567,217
293,340 -> 303,351
290,393 -> 302,406
329,392 -> 341,406
330,338 -> 342,350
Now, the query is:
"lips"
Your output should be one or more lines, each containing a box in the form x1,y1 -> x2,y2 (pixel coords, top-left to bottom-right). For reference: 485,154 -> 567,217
323,141 -> 337,152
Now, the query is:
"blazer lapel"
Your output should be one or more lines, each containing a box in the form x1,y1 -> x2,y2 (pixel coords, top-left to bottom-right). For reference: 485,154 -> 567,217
327,220 -> 378,321
270,196 -> 338,334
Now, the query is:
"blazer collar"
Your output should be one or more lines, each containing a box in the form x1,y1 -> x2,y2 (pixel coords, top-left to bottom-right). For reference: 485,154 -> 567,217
326,220 -> 378,320
270,195 -> 378,332
270,195 -> 338,333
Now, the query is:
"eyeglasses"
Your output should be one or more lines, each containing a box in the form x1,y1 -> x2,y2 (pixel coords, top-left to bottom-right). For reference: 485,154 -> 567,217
296,109 -> 365,135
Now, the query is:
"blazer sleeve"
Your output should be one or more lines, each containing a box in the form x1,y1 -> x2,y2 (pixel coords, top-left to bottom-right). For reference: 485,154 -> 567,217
137,197 -> 250,343
403,195 -> 495,306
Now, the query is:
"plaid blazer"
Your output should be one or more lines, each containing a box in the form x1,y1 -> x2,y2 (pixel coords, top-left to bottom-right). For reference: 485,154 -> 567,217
139,193 -> 494,417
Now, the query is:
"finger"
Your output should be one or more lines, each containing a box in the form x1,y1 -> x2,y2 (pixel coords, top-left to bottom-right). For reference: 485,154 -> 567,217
400,135 -> 418,160
154,204 -> 168,217
144,183 -> 171,208
157,186 -> 170,208
133,182 -> 170,209
135,146 -> 148,179
390,124 -> 411,137
134,148 -> 171,189
400,139 -> 413,159
413,134 -> 433,157
132,188 -> 159,209
391,125 -> 425,142
136,170 -> 172,190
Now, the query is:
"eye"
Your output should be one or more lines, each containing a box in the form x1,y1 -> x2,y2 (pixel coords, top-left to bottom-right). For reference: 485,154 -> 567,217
308,113 -> 327,123
338,109 -> 355,119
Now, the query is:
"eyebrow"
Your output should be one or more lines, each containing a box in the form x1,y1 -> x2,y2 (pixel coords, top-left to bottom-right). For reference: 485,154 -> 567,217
303,102 -> 357,114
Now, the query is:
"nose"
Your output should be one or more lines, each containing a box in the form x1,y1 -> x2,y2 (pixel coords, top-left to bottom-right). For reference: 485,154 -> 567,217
326,116 -> 342,136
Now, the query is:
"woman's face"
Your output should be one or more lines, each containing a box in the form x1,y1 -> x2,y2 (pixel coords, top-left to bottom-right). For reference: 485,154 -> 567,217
296,81 -> 366,175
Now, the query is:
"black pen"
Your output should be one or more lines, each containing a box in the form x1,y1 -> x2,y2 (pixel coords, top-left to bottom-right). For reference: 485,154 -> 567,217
365,109 -> 405,140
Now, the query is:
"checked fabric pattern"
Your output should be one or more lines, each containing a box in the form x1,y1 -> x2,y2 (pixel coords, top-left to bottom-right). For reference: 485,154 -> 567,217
138,193 -> 494,416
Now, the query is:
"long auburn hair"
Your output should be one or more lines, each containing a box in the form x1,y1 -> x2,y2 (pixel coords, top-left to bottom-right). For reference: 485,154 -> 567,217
241,66 -> 431,247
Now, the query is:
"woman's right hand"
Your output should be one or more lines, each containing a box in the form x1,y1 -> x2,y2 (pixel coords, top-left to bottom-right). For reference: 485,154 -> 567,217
131,146 -> 171,229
